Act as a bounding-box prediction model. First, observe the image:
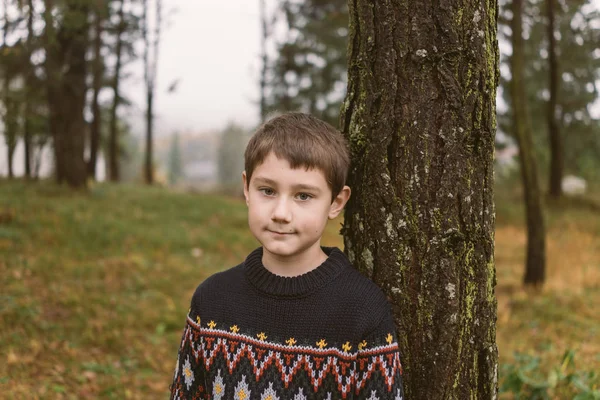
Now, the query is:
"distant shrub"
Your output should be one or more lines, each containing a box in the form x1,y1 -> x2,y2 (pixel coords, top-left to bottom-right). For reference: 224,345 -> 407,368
500,350 -> 600,399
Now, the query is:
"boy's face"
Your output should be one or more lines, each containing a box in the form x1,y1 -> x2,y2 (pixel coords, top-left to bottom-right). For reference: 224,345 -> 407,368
243,152 -> 350,266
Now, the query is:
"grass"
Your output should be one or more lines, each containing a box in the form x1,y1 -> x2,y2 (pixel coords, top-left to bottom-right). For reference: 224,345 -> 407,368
1,179 -> 599,399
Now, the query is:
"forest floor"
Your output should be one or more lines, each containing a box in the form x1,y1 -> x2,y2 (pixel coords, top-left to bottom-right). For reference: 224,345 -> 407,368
0,180 -> 598,399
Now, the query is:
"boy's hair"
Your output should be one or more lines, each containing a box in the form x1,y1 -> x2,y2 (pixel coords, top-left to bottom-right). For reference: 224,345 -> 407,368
244,112 -> 350,199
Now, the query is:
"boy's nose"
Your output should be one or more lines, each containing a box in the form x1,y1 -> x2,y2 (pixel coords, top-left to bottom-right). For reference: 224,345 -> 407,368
271,198 -> 292,223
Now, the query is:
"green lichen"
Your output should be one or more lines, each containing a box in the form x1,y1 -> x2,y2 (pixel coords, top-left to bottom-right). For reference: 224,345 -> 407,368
455,6 -> 464,26
486,258 -> 496,304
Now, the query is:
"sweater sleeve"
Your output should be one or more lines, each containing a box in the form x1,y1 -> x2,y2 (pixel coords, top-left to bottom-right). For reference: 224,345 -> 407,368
169,307 -> 209,399
355,308 -> 405,399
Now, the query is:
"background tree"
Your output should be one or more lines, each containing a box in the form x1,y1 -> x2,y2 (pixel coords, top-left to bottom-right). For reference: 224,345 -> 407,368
167,132 -> 183,185
142,0 -> 162,185
546,0 -> 562,197
43,0 -> 90,188
217,123 -> 247,191
14,0 -> 49,181
1,0 -> 19,179
498,0 -> 600,186
509,0 -> 547,286
265,0 -> 348,126
341,0 -> 499,398
22,0 -> 36,178
259,0 -> 268,122
87,0 -> 107,180
108,0 -> 126,182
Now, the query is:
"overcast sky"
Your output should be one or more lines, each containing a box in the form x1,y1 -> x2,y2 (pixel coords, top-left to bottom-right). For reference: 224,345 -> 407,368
125,1 -> 263,137
129,0 -> 599,138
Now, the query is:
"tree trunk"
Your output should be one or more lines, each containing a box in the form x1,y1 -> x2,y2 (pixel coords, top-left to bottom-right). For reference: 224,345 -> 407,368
510,0 -> 546,286
24,105 -> 32,178
44,0 -> 89,188
259,0 -> 268,122
88,3 -> 105,180
23,0 -> 35,179
546,0 -> 562,198
2,0 -> 16,179
144,89 -> 154,184
109,0 -> 125,182
5,98 -> 18,179
341,1 -> 499,398
143,0 -> 161,185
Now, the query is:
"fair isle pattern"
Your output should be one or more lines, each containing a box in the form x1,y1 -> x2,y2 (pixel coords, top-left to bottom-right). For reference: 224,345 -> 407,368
261,382 -> 280,400
212,369 -> 225,400
355,350 -> 403,393
234,375 -> 251,399
176,315 -> 402,398
293,388 -> 307,400
183,355 -> 195,390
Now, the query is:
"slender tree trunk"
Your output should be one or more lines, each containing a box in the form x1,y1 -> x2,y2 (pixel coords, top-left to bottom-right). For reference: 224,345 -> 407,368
510,0 -> 546,286
2,0 -> 16,179
109,0 -> 125,182
33,138 -> 48,179
24,109 -> 32,178
5,99 -> 18,179
88,3 -> 105,180
259,0 -> 268,122
144,89 -> 154,184
5,125 -> 15,179
23,0 -> 35,178
341,1 -> 499,398
142,0 -> 152,184
546,0 -> 562,198
44,0 -> 64,183
143,0 -> 161,185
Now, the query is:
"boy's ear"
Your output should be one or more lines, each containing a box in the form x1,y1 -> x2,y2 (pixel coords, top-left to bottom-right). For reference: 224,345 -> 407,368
328,185 -> 351,219
242,171 -> 249,205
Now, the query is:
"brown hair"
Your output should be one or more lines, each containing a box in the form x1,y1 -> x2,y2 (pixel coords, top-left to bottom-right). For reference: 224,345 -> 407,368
244,112 -> 350,199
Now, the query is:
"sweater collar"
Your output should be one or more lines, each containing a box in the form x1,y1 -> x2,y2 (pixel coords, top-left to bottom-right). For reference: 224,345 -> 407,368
244,246 -> 349,297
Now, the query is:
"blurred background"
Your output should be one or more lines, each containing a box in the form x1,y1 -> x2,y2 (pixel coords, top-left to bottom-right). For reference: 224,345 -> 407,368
0,0 -> 599,398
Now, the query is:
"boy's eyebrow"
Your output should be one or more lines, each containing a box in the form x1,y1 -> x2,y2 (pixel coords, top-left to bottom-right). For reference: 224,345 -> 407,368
292,183 -> 322,193
253,177 -> 277,186
253,177 -> 322,193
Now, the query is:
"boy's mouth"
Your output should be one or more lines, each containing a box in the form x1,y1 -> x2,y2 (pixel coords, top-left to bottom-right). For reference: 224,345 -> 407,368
267,229 -> 294,235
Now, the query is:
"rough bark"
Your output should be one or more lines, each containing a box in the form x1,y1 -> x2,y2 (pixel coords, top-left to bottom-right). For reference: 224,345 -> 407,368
341,1 -> 499,398
510,0 -> 546,286
109,0 -> 125,182
44,0 -> 89,188
88,3 -> 105,180
546,0 -> 562,198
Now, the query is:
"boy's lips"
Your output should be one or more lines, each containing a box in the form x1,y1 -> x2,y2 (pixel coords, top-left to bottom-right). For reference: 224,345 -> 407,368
267,229 -> 294,235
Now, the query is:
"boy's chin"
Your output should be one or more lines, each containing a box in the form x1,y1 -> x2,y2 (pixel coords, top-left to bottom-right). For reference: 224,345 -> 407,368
262,242 -> 298,257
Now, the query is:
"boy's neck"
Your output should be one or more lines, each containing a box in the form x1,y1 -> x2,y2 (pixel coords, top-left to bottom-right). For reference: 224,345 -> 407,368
261,244 -> 328,277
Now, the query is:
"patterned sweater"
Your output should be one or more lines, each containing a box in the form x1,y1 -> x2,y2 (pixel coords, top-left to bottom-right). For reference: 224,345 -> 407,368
170,247 -> 404,399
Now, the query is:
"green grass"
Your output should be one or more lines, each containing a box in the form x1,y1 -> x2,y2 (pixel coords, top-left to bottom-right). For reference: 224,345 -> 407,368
0,181 -> 260,399
0,180 -> 598,399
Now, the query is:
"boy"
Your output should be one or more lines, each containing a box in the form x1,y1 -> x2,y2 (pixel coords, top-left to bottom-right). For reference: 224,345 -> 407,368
170,113 -> 404,399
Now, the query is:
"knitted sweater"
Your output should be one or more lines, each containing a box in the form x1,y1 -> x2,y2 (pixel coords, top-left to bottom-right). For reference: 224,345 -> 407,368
170,247 -> 405,399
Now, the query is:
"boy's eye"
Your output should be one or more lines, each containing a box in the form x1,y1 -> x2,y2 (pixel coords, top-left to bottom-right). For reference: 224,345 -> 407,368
296,193 -> 313,201
260,188 -> 275,196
